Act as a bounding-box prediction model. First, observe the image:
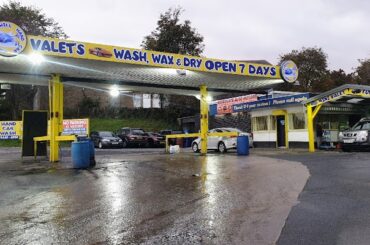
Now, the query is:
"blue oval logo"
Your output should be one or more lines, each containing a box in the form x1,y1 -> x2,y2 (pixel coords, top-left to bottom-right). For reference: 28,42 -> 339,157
280,60 -> 298,83
0,21 -> 27,57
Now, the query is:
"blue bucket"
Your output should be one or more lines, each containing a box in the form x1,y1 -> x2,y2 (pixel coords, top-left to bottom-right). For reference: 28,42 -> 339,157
71,141 -> 90,168
237,135 -> 249,156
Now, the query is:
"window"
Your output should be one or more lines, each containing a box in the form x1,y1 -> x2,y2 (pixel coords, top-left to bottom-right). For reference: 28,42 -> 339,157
290,113 -> 306,130
143,94 -> 151,108
352,121 -> 370,130
132,129 -> 145,135
270,116 -> 276,130
133,94 -> 143,108
99,131 -> 114,137
316,114 -> 349,130
152,94 -> 161,108
253,116 -> 268,131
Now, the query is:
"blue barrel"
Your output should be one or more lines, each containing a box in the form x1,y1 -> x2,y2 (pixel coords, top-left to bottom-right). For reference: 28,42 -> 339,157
237,135 -> 249,155
88,140 -> 96,167
71,141 -> 90,168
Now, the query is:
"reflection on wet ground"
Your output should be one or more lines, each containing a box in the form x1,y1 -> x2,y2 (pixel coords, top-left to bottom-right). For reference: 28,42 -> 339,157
0,150 -> 308,244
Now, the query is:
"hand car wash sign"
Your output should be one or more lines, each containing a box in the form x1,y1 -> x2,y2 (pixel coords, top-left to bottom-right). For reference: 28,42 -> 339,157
0,121 -> 22,139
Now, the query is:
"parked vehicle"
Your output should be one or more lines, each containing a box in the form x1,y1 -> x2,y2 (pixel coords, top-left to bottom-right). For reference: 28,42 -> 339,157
339,118 -> 370,152
145,132 -> 165,147
159,129 -> 183,136
90,131 -> 123,149
191,127 -> 254,153
116,127 -> 147,148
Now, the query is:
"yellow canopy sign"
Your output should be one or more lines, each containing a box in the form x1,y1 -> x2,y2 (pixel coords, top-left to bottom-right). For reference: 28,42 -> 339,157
24,35 -> 281,79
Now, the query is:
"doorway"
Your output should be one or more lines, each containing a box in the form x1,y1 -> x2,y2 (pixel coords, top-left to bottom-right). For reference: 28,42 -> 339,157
276,116 -> 286,147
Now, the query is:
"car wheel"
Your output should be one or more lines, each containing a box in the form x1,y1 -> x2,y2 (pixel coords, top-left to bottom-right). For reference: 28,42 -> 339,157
98,141 -> 103,149
218,142 -> 227,153
147,140 -> 154,148
192,142 -> 200,153
342,147 -> 351,152
122,140 -> 128,148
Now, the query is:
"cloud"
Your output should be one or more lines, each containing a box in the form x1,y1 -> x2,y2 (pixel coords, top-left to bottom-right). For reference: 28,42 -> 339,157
3,0 -> 370,72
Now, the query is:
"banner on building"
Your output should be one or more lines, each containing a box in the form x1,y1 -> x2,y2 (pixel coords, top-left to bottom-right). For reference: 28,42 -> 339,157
233,93 -> 310,113
24,35 -> 282,79
216,94 -> 258,114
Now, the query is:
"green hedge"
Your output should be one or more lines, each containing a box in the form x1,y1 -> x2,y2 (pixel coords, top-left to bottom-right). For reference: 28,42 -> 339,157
90,118 -> 178,132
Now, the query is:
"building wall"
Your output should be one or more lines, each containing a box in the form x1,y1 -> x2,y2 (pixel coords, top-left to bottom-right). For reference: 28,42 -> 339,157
250,105 -> 309,147
64,86 -> 161,111
178,112 -> 251,134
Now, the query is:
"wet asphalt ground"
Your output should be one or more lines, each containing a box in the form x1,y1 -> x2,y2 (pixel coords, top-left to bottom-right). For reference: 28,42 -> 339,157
0,147 -> 309,245
0,147 -> 370,244
271,150 -> 370,245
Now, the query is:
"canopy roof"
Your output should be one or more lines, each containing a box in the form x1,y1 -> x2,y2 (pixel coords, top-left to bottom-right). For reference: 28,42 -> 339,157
0,34 -> 287,96
303,84 -> 370,107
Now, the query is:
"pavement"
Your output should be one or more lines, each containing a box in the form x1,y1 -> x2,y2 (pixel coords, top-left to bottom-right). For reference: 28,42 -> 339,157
0,147 -> 309,245
266,150 -> 370,245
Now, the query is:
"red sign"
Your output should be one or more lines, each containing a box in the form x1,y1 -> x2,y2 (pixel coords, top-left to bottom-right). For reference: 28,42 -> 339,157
216,94 -> 258,114
62,119 -> 89,135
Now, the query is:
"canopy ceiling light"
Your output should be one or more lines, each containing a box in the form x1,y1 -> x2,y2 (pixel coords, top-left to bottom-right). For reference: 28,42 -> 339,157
109,85 -> 120,97
26,53 -> 45,65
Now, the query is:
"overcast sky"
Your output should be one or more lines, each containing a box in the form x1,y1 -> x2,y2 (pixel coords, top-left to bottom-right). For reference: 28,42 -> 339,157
6,0 -> 370,72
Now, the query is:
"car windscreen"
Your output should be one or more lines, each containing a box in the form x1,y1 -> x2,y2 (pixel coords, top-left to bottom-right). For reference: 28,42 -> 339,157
99,131 -> 114,137
352,121 -> 370,130
132,129 -> 145,135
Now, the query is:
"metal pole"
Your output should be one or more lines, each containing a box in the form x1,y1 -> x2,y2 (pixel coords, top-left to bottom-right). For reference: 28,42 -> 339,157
200,85 -> 208,154
50,74 -> 63,162
307,104 -> 315,153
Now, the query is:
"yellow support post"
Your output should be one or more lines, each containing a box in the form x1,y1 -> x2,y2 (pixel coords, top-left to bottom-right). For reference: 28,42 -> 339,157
200,85 -> 208,154
312,103 -> 323,119
49,74 -> 63,162
307,104 -> 315,153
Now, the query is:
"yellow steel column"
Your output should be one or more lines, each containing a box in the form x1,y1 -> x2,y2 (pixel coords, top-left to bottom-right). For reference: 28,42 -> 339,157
307,104 -> 315,153
50,74 -> 63,162
200,85 -> 209,154
58,79 -> 64,135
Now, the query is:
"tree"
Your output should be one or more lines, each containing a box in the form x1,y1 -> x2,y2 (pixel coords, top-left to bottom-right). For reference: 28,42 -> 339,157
355,58 -> 370,85
278,47 -> 329,92
0,1 -> 68,119
329,69 -> 354,87
0,1 -> 67,38
142,7 -> 204,56
142,7 -> 204,114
